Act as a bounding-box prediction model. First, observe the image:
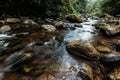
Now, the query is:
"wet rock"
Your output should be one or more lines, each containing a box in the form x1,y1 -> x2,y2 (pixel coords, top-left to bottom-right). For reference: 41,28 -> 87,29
15,32 -> 29,38
105,25 -> 120,36
4,52 -> 33,67
24,19 -> 39,26
108,68 -> 120,80
64,23 -> 75,30
55,21 -> 75,30
100,54 -> 120,66
6,18 -> 21,23
55,21 -> 65,30
115,40 -> 120,51
77,63 -> 93,80
92,16 -> 100,20
65,14 -> 82,23
0,20 -> 5,25
7,39 -> 21,47
95,23 -> 120,36
0,25 -> 11,33
35,74 -> 56,80
41,24 -> 56,32
55,35 -> 64,42
2,73 -> 19,80
74,23 -> 83,27
96,46 -> 112,53
44,18 -> 54,23
66,40 -> 100,59
23,65 -> 33,73
94,22 -> 108,29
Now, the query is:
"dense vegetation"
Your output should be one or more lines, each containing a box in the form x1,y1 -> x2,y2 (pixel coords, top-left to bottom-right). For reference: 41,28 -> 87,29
101,0 -> 120,16
86,0 -> 102,16
86,0 -> 120,16
0,0 -> 120,17
0,0 -> 87,17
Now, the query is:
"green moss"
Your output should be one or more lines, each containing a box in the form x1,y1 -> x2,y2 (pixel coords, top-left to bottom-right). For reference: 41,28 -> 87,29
65,14 -> 82,22
98,23 -> 108,26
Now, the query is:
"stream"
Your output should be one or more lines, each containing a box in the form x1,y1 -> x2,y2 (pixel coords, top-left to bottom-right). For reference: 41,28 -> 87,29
63,18 -> 98,42
0,18 -> 119,80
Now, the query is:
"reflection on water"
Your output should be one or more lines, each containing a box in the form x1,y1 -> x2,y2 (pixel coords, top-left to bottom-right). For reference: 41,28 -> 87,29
63,19 -> 98,42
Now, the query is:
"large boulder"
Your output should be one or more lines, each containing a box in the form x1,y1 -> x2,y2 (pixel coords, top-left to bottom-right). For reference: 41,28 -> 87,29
0,25 -> 11,33
66,40 -> 100,59
104,25 -> 120,36
41,24 -> 56,32
95,22 -> 120,36
65,14 -> 82,23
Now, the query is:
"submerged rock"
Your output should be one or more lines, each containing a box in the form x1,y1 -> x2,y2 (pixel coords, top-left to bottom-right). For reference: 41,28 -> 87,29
41,24 -> 56,32
0,25 -> 11,33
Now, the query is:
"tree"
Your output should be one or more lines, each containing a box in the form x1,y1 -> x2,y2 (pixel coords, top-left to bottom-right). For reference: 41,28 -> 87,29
101,0 -> 120,16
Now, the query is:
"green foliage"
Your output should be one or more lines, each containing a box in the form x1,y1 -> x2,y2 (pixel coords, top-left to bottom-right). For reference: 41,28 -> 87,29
101,0 -> 120,16
86,0 -> 102,15
37,0 -> 87,16
0,0 -> 87,17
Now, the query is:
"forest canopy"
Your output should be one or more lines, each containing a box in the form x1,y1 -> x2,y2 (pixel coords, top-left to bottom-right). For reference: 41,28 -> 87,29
0,0 -> 120,17
0,0 -> 87,17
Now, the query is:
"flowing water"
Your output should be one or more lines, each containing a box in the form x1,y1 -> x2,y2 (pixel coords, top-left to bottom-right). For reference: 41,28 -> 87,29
0,18 -> 106,80
63,18 -> 98,42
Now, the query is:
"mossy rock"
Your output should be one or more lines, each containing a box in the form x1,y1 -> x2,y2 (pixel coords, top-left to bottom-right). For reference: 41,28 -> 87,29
104,13 -> 112,18
96,22 -> 111,30
98,22 -> 108,27
65,14 -> 82,23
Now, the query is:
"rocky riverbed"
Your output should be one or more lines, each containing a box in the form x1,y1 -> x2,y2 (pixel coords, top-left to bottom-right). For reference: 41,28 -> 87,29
0,16 -> 120,80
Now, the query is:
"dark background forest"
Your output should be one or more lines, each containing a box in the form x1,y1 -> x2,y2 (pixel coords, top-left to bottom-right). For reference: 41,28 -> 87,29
0,0 -> 120,17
